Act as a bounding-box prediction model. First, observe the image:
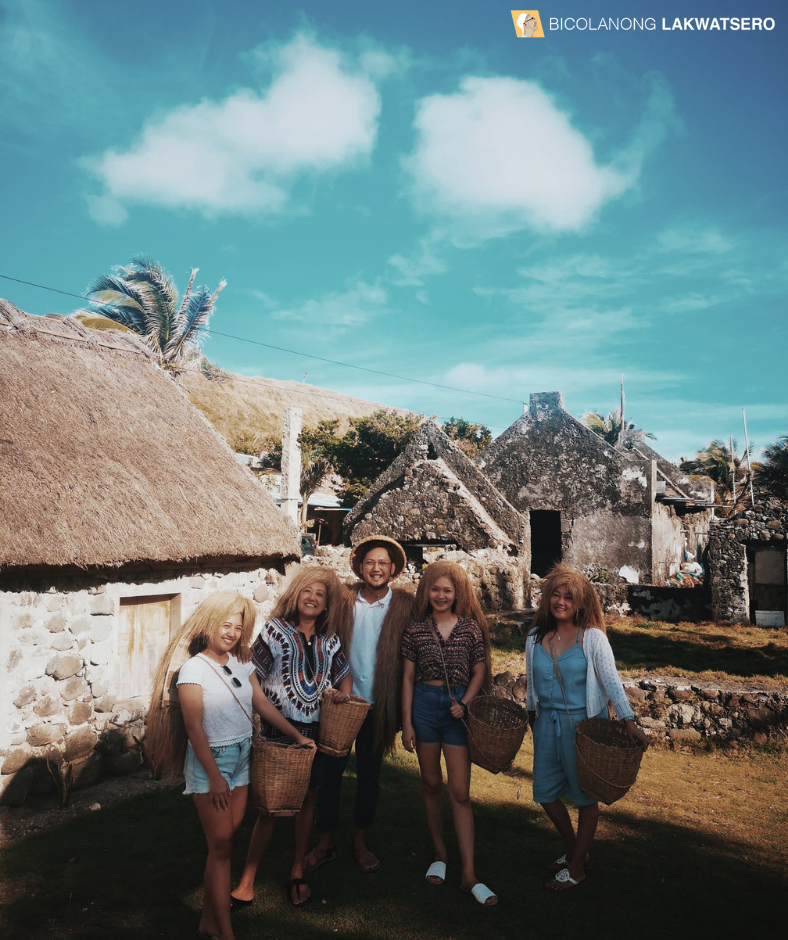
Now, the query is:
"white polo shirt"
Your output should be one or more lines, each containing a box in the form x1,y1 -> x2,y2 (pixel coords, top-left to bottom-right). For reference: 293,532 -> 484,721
350,587 -> 392,703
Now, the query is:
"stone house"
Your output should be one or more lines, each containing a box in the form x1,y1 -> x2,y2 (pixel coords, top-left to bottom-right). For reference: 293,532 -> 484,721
0,300 -> 300,804
708,495 -> 787,624
343,421 -> 530,608
478,392 -> 714,585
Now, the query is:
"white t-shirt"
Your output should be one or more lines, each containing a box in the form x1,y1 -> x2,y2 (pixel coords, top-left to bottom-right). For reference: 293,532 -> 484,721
177,653 -> 256,746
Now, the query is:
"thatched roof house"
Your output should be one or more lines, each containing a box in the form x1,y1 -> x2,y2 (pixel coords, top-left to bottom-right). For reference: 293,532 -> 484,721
344,421 -> 528,556
0,299 -> 298,573
0,299 -> 298,805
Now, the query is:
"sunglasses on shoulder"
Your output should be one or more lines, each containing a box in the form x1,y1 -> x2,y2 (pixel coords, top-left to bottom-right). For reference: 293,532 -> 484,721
221,664 -> 242,688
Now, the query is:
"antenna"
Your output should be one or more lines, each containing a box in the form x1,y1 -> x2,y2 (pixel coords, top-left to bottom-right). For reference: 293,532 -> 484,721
742,408 -> 756,507
729,433 -> 736,507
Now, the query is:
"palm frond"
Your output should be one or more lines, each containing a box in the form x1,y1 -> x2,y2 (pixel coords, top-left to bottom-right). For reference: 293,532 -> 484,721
80,301 -> 148,332
167,280 -> 225,361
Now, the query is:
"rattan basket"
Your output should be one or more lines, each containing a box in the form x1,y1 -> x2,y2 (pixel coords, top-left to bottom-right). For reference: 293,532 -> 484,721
575,717 -> 644,805
250,738 -> 316,816
318,692 -> 371,756
466,696 -> 528,774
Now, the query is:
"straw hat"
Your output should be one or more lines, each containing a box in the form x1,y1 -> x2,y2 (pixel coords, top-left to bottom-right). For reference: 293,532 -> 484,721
350,535 -> 407,579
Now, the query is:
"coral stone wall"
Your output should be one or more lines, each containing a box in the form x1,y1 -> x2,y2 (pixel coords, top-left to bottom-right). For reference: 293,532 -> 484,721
0,563 -> 288,805
493,671 -> 788,744
709,498 -> 787,623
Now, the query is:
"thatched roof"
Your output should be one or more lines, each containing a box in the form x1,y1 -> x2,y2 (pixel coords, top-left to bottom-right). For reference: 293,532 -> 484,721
344,421 -> 527,551
0,300 -> 299,572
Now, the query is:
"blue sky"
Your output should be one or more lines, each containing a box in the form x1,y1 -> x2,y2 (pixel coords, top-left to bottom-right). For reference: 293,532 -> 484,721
0,0 -> 785,460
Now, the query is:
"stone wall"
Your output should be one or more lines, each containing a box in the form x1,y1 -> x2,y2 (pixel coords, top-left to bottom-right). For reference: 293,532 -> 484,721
709,497 -> 787,623
492,672 -> 788,744
0,563 -> 287,805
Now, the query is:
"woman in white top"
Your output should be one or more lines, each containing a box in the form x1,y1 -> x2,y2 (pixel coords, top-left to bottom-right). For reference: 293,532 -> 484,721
525,565 -> 649,890
147,591 -> 314,940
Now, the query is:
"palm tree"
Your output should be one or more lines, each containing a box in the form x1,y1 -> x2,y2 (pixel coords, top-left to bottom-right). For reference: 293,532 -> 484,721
679,439 -> 753,513
755,434 -> 788,500
300,452 -> 332,529
74,256 -> 225,370
582,409 -> 655,446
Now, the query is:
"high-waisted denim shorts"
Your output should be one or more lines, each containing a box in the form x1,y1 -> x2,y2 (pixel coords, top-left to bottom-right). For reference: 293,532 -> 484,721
411,682 -> 468,747
183,737 -> 251,794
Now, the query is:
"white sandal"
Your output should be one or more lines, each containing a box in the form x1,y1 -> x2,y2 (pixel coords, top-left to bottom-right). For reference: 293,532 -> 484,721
468,882 -> 498,906
425,861 -> 446,884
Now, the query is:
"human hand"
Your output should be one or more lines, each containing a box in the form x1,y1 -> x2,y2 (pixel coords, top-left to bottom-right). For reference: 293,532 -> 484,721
625,721 -> 650,750
449,698 -> 466,720
209,773 -> 231,810
401,723 -> 416,753
236,644 -> 253,665
297,734 -> 317,750
330,688 -> 351,704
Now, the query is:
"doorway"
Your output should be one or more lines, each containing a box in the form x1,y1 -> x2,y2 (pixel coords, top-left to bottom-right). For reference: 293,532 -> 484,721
747,545 -> 787,626
530,510 -> 562,577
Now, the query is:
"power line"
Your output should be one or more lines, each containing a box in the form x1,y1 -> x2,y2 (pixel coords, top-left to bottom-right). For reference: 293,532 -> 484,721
0,271 -> 524,411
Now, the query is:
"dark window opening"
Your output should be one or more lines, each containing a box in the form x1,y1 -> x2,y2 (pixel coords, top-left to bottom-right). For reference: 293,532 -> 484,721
530,510 -> 562,577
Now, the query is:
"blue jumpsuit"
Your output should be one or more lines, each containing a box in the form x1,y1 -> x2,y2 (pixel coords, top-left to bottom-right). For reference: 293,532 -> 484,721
531,631 -> 600,806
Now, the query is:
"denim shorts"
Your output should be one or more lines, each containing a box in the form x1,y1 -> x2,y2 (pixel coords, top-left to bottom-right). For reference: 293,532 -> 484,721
183,737 -> 252,795
411,682 -> 468,747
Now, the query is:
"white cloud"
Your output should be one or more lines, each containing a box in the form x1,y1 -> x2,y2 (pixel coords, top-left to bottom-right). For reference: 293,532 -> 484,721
404,76 -> 638,239
84,35 -> 382,222
271,280 -> 389,330
85,193 -> 128,227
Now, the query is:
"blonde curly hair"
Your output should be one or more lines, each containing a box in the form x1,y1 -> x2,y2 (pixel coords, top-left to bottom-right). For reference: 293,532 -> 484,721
531,564 -> 605,643
145,591 -> 256,779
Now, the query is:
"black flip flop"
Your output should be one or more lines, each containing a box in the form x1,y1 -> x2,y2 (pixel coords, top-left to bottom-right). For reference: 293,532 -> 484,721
289,878 -> 311,907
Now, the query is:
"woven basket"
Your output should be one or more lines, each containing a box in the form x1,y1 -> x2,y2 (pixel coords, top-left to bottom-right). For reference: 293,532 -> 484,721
318,693 -> 371,756
250,737 -> 316,816
575,717 -> 644,805
466,696 -> 528,774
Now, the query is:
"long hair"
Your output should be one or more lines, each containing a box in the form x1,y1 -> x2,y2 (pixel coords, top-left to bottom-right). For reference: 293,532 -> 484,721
414,561 -> 491,692
269,566 -> 344,638
531,564 -> 605,643
145,591 -> 257,779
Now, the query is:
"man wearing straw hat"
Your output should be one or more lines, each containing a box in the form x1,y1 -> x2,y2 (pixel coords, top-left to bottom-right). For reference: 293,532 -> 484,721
305,535 -> 413,874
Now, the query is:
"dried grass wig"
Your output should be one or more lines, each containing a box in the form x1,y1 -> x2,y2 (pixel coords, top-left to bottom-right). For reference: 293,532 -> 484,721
269,565 -> 344,638
531,564 -> 605,643
145,591 -> 257,779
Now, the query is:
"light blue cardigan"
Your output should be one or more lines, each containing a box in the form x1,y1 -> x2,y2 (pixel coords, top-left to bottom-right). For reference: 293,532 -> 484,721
525,628 -> 634,721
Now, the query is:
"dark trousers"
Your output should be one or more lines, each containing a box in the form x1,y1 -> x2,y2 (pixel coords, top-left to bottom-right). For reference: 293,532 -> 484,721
316,709 -> 384,832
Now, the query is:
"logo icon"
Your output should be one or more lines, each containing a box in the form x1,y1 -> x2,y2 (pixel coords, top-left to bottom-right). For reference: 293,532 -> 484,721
511,10 -> 544,37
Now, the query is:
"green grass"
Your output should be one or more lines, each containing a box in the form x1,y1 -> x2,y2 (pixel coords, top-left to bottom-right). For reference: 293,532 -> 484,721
2,620 -> 787,938
491,617 -> 788,686
1,740 -> 787,939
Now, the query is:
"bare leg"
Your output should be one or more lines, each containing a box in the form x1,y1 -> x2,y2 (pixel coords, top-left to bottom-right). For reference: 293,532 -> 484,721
415,741 -> 447,881
443,745 -> 496,905
194,785 -> 247,940
232,812 -> 276,904
290,788 -> 316,905
567,804 -> 598,881
540,799 -> 577,857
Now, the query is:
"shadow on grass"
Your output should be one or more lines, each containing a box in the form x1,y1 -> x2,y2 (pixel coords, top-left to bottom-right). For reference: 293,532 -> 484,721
1,754 -> 784,940
608,626 -> 788,678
